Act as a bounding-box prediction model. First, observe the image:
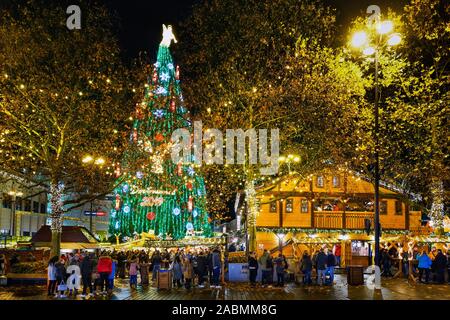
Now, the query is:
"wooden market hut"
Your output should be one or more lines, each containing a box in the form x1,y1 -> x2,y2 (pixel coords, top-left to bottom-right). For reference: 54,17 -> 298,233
254,167 -> 450,267
31,225 -> 100,250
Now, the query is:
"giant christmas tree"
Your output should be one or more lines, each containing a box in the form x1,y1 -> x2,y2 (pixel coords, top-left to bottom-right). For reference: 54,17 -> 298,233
109,25 -> 212,240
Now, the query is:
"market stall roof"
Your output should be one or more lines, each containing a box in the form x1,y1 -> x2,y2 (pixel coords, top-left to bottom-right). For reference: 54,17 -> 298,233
409,235 -> 450,243
292,237 -> 341,244
31,225 -> 99,249
145,236 -> 227,248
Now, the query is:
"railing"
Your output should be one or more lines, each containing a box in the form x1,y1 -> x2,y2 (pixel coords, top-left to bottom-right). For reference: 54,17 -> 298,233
314,212 -> 343,229
314,211 -> 374,229
346,212 -> 374,229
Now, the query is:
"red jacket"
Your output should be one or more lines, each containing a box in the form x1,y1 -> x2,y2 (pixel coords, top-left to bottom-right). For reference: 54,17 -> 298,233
97,256 -> 112,274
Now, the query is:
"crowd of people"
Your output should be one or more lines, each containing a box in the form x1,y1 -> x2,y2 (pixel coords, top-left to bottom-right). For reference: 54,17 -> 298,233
40,243 -> 450,297
246,247 -> 338,287
378,245 -> 450,284
46,246 -> 223,298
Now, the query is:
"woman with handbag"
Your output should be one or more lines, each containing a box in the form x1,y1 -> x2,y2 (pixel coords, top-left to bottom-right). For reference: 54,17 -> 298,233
47,256 -> 58,296
55,256 -> 67,298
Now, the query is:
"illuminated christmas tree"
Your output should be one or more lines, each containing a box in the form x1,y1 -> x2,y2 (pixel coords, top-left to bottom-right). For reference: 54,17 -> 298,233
109,25 -> 212,240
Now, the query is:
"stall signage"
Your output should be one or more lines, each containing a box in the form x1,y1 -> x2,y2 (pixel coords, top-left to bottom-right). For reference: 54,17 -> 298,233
84,211 -> 106,216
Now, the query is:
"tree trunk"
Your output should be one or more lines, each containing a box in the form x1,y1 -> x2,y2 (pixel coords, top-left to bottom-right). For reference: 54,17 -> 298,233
50,183 -> 64,257
245,179 -> 258,253
429,177 -> 444,235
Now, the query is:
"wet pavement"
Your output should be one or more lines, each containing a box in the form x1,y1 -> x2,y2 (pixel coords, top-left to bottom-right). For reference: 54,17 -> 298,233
0,275 -> 448,300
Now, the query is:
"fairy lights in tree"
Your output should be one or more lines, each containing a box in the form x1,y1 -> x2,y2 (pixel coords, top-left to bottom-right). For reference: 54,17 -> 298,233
109,25 -> 212,240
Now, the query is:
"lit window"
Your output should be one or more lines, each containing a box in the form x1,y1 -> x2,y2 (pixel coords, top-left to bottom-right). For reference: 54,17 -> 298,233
269,201 -> 277,213
332,176 -> 340,187
285,199 -> 293,213
316,176 -> 324,188
395,201 -> 402,215
301,200 -> 308,213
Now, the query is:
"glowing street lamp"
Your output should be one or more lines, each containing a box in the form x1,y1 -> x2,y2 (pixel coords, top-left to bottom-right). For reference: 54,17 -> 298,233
350,13 -> 401,268
376,20 -> 393,34
351,31 -> 368,48
387,33 -> 401,46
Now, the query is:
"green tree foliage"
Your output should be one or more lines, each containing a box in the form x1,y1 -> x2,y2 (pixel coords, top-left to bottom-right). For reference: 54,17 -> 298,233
0,0 -> 139,254
177,0 -> 366,221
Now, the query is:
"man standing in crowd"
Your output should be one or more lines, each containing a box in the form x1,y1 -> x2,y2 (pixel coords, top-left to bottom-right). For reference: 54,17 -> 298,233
316,248 -> 327,286
248,252 -> 258,287
326,249 -> 336,285
211,248 -> 222,289
258,250 -> 270,288
80,253 -> 94,298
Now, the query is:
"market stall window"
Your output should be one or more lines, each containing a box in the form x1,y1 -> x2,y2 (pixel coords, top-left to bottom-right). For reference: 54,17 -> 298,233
285,199 -> 293,213
269,201 -> 277,213
316,176 -> 324,188
380,201 -> 388,215
332,175 -> 340,187
301,199 -> 308,213
395,201 -> 402,215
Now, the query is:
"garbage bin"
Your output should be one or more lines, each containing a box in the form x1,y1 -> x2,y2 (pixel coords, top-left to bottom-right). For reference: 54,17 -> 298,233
347,265 -> 364,285
157,269 -> 172,290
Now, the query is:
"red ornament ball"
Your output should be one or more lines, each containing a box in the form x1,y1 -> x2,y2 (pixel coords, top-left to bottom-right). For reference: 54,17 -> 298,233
146,212 -> 156,220
155,133 -> 164,142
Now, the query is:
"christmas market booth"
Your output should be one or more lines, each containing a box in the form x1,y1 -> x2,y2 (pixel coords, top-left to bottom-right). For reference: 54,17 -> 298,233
31,225 -> 100,251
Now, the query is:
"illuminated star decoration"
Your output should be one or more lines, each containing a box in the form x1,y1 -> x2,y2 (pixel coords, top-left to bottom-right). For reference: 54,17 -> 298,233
123,205 -> 130,214
115,221 -> 120,229
155,86 -> 167,95
186,222 -> 194,230
187,167 -> 195,176
153,109 -> 165,118
167,63 -> 174,70
192,209 -> 198,217
160,72 -> 170,82
136,171 -> 144,179
122,184 -> 129,193
173,207 -> 181,216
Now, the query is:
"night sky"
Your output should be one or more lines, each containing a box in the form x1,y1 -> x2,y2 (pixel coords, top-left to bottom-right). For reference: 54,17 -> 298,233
1,0 -> 407,61
100,0 -> 406,61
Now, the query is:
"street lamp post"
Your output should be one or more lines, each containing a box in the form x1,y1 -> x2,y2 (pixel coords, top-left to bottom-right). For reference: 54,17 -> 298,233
351,15 -> 401,267
82,155 -> 105,233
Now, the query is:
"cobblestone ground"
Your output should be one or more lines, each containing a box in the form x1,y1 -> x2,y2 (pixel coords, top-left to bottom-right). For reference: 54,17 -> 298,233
0,275 -> 449,300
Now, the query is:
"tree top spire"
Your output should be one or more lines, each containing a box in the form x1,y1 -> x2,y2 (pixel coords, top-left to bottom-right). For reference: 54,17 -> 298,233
160,24 -> 177,47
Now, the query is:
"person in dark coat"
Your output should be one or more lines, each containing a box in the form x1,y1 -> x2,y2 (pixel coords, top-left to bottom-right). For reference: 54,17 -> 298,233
316,249 -> 327,286
151,250 -> 162,281
434,249 -> 447,284
55,257 -> 67,297
117,252 -> 126,279
299,252 -> 313,285
80,254 -> 94,297
381,249 -> 393,277
196,252 -> 207,288
206,249 -> 214,285
326,251 -> 336,285
248,252 -> 258,287
274,254 -> 285,287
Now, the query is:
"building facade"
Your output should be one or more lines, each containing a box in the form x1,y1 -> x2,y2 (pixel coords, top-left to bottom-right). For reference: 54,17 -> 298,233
0,172 -> 110,239
254,168 -> 429,267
